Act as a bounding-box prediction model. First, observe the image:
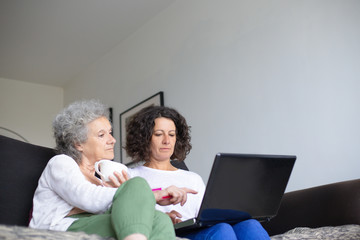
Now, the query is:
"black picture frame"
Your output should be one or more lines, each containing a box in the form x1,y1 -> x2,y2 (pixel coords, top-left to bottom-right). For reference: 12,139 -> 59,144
119,91 -> 164,165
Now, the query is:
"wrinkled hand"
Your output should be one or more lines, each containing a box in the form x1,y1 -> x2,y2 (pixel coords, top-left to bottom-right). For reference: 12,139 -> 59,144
66,207 -> 86,217
166,210 -> 182,224
154,185 -> 197,206
103,170 -> 129,188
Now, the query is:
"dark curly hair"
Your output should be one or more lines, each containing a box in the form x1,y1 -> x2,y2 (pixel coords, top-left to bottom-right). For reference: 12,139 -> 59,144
125,105 -> 192,163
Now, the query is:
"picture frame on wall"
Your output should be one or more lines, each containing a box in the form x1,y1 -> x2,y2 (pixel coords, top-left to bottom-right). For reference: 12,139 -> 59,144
119,91 -> 164,165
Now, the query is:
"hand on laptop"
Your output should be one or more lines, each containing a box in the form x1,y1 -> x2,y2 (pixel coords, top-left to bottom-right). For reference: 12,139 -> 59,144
154,185 -> 197,206
166,210 -> 182,224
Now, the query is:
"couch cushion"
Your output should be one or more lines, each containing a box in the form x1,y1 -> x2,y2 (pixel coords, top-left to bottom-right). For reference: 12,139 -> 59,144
0,135 -> 56,226
170,160 -> 189,171
262,178 -> 360,236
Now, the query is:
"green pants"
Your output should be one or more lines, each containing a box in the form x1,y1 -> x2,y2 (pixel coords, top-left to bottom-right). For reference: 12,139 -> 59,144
67,177 -> 175,240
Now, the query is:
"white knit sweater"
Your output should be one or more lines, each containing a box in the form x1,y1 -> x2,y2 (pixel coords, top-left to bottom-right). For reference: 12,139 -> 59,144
129,166 -> 205,221
29,155 -> 117,231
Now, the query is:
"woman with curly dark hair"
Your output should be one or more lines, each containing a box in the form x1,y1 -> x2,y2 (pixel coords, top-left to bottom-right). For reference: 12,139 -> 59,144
126,106 -> 270,240
126,105 -> 192,163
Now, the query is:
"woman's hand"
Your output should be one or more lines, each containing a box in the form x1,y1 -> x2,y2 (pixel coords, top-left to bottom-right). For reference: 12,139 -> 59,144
166,210 -> 182,224
103,170 -> 129,188
154,185 -> 197,206
66,207 -> 85,217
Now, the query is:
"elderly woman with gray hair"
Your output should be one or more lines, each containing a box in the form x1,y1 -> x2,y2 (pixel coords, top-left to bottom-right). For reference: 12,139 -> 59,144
29,99 -> 193,240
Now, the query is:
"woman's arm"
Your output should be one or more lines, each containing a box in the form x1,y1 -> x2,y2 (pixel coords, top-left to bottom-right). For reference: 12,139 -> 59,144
106,172 -> 198,207
153,185 -> 198,206
47,155 -> 117,213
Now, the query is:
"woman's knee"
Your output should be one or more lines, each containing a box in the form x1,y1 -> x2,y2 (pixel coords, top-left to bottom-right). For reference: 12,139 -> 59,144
234,219 -> 264,230
211,223 -> 233,232
233,219 -> 270,240
203,223 -> 237,239
154,210 -> 173,229
113,177 -> 154,204
125,176 -> 149,188
115,177 -> 150,194
150,211 -> 175,239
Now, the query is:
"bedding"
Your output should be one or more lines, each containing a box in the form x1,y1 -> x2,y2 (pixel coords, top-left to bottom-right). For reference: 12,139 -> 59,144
270,224 -> 360,240
0,224 -> 189,240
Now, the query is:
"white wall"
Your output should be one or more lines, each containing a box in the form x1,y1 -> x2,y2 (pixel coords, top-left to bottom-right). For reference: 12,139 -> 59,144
0,77 -> 63,147
64,0 -> 360,192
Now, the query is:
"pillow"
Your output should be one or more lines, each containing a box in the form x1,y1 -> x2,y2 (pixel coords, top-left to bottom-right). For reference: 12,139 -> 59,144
171,160 -> 189,171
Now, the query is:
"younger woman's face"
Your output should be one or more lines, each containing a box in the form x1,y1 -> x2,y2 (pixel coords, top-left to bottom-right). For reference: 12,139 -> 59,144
150,117 -> 176,162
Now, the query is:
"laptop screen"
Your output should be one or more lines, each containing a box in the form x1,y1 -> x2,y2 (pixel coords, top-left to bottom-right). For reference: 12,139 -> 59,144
198,153 -> 296,223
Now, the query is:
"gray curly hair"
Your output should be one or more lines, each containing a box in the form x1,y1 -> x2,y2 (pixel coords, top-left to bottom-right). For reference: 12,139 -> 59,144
53,99 -> 109,163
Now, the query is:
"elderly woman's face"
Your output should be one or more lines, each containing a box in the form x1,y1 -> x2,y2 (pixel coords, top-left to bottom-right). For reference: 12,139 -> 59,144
150,117 -> 176,162
77,116 -> 116,162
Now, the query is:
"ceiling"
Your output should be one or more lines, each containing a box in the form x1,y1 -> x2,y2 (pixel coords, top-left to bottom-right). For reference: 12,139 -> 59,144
0,0 -> 175,87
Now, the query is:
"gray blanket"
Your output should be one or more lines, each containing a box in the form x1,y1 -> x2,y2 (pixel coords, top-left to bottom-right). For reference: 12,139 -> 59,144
0,224 -> 188,240
270,224 -> 360,240
2,224 -> 360,240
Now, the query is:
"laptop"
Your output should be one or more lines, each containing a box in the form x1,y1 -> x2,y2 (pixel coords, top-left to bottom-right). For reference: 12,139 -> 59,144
175,153 -> 296,235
